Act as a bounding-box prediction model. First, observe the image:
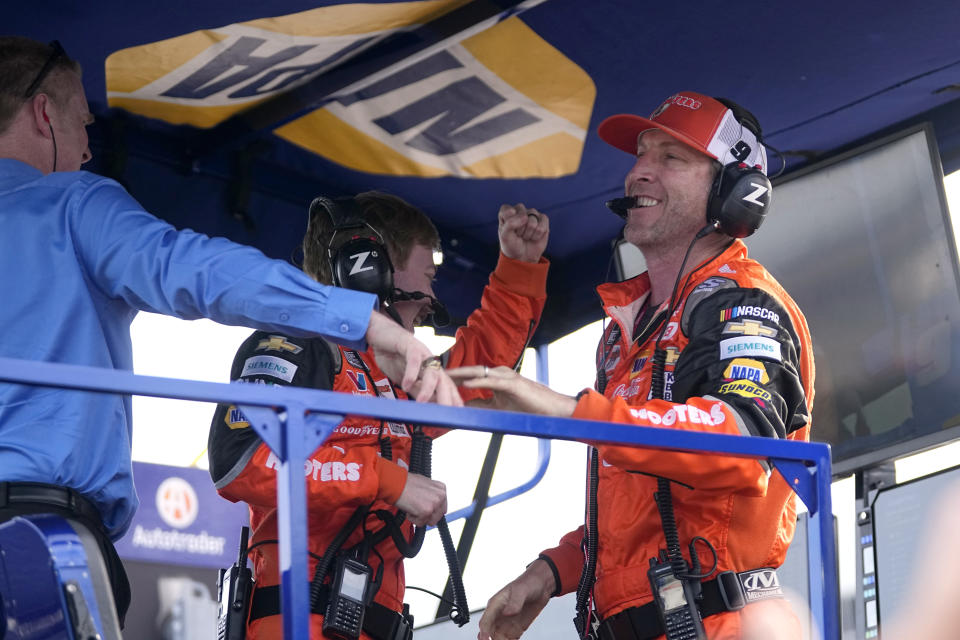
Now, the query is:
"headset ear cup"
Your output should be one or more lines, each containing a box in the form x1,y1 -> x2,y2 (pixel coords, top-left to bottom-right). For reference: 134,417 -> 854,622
707,164 -> 772,238
330,236 -> 394,300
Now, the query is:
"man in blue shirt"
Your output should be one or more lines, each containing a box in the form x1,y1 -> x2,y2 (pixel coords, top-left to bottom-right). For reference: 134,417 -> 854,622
0,36 -> 461,626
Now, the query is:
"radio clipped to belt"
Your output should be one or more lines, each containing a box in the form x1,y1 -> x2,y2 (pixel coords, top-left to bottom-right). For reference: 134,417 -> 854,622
306,425 -> 468,640
218,526 -> 254,640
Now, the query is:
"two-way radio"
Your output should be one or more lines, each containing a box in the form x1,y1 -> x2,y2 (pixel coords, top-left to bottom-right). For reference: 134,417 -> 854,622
323,555 -> 374,640
648,553 -> 706,640
217,526 -> 254,640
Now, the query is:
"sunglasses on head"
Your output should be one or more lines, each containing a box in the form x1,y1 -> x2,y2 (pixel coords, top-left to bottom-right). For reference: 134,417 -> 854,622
24,40 -> 66,99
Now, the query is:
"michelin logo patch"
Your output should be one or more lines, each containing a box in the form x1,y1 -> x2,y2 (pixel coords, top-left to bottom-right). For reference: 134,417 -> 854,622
241,355 -> 298,382
719,336 -> 782,361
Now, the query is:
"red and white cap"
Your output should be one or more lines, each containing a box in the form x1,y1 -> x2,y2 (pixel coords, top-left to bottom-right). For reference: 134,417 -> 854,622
598,91 -> 768,175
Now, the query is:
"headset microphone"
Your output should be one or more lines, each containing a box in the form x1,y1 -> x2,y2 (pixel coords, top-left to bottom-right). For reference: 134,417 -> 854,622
391,289 -> 450,328
606,196 -> 638,219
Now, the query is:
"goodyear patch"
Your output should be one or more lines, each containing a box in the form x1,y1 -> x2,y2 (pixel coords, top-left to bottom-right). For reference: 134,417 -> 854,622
105,2 -> 595,178
224,405 -> 250,429
718,380 -> 773,403
241,355 -> 297,382
256,335 -> 303,354
723,358 -> 769,384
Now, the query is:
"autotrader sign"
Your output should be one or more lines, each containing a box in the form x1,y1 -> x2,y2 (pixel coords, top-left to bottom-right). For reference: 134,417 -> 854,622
115,462 -> 248,569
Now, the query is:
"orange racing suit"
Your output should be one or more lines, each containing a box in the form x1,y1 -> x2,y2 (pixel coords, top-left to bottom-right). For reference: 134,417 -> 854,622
539,240 -> 814,639
208,253 -> 547,639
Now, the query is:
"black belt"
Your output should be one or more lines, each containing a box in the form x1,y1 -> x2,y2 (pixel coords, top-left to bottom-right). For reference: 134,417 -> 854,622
249,584 -> 413,640
598,568 -> 784,640
0,482 -> 105,532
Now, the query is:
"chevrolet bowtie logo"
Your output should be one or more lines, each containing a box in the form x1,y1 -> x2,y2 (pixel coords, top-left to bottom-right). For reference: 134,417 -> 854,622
257,335 -> 303,354
664,347 -> 680,366
723,319 -> 777,338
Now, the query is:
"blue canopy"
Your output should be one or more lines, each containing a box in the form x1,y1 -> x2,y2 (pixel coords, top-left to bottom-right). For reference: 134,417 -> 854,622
12,0 -> 960,345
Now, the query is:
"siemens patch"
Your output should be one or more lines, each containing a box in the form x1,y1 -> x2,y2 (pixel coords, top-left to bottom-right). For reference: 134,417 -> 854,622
240,355 -> 298,382
719,336 -> 782,361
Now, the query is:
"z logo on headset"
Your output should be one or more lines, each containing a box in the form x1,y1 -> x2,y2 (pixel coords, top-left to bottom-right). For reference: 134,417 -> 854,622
348,250 -> 378,276
742,183 -> 769,207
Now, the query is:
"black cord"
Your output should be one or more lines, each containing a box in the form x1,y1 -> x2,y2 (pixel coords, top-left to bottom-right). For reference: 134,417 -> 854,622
405,585 -> 464,613
574,449 -> 600,638
436,517 -> 470,626
48,123 -> 57,172
686,537 -> 718,580
764,140 -> 788,179
647,224 -> 726,588
309,505 -> 369,610
654,479 -> 689,577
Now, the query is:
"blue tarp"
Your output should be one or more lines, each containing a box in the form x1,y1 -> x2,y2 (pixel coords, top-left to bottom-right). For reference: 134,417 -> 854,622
11,0 -> 960,344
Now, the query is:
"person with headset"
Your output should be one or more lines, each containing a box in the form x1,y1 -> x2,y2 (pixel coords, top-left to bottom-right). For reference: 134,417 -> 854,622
0,36 -> 462,631
207,191 -> 550,639
450,92 -> 816,640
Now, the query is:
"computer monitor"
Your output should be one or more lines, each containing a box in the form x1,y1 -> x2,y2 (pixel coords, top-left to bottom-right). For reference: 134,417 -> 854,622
745,124 -> 960,474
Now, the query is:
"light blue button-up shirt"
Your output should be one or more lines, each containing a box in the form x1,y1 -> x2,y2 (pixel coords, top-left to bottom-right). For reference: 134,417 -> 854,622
0,159 -> 377,538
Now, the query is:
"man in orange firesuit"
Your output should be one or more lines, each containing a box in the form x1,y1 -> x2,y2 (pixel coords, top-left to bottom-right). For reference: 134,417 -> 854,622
452,91 -> 815,640
209,191 -> 550,639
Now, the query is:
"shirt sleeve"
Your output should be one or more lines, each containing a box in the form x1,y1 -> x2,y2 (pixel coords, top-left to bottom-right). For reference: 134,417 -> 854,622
573,287 -> 810,495
442,253 -> 548,405
69,178 -> 375,349
538,526 -> 586,596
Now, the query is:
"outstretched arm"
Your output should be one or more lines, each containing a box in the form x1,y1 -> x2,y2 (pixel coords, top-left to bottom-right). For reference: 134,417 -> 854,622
478,558 -> 556,640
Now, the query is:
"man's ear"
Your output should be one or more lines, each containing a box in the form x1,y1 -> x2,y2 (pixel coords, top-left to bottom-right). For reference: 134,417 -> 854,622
29,94 -> 54,137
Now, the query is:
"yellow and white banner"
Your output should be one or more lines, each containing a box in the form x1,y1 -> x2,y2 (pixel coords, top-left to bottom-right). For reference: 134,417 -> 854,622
106,1 -> 595,178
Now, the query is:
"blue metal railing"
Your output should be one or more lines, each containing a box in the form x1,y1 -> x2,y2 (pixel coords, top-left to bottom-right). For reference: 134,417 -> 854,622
0,356 -> 838,640
442,437 -> 551,524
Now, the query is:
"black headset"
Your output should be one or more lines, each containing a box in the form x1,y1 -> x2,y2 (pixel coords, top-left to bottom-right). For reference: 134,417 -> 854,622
309,196 -> 395,302
705,97 -> 772,238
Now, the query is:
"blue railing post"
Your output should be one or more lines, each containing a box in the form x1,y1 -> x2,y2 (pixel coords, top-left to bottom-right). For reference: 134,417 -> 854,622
807,449 -> 839,639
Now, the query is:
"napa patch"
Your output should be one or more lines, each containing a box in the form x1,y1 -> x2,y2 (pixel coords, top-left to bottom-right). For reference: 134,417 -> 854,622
723,358 -> 769,384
